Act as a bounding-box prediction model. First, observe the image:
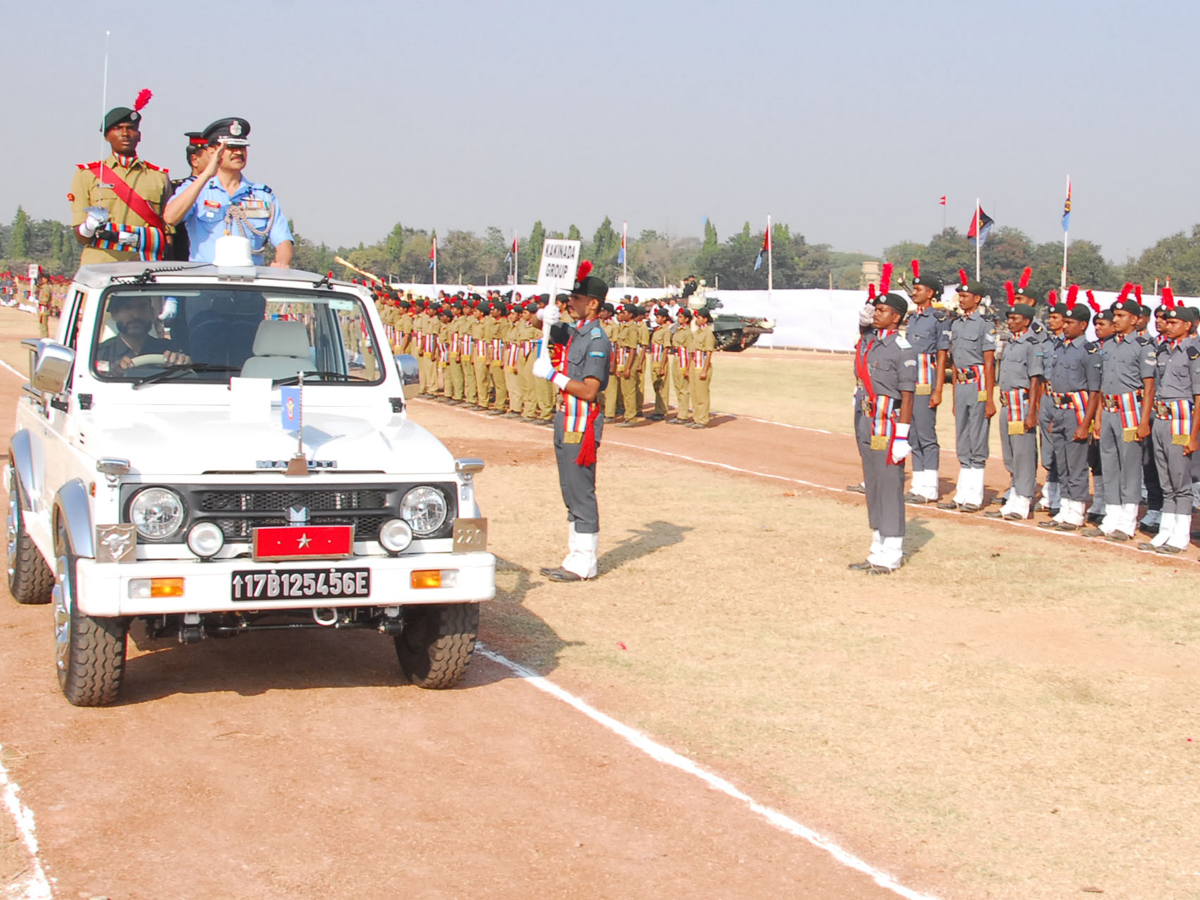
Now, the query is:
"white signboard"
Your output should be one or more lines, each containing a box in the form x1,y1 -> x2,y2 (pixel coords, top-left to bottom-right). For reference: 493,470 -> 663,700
27,264 -> 40,281
536,239 -> 581,293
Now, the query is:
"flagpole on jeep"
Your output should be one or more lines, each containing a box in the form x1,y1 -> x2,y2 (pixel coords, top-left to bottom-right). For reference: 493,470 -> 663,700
767,214 -> 773,299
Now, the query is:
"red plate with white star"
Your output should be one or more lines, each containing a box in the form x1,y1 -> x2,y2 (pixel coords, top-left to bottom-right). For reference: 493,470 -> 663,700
251,525 -> 354,562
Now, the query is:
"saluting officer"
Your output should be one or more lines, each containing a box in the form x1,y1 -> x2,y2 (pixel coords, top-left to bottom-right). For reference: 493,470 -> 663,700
1082,286 -> 1157,541
938,273 -> 996,512
532,263 -> 613,582
164,117 -> 294,266
985,283 -> 1044,520
1038,287 -> 1102,531
850,289 -> 916,574
1141,291 -> 1199,553
902,260 -> 949,504
71,93 -> 173,264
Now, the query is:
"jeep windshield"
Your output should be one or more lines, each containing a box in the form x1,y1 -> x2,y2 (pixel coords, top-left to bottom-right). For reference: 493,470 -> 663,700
89,286 -> 385,385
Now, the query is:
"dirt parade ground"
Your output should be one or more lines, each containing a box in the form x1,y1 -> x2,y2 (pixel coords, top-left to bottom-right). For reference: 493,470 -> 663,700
0,306 -> 1196,899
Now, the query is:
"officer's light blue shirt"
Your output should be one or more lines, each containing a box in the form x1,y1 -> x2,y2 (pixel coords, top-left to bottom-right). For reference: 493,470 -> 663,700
183,176 -> 293,264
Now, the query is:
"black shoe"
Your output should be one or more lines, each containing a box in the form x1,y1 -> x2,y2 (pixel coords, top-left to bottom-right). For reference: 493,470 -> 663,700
1054,522 -> 1080,532
542,566 -> 585,582
1086,513 -> 1104,524
687,422 -> 708,429
989,496 -> 1005,506
1037,519 -> 1060,529
846,483 -> 866,494
847,560 -> 874,570
960,503 -> 981,513
866,564 -> 898,575
669,418 -> 690,426
904,492 -> 930,504
1080,527 -> 1104,537
648,414 -> 665,421
1137,541 -> 1158,551
984,510 -> 1003,519
1156,544 -> 1183,555
936,500 -> 959,510
1106,531 -> 1131,543
502,412 -> 521,419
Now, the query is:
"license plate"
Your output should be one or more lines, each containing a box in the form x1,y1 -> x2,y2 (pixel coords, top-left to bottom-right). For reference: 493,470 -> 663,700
231,568 -> 370,602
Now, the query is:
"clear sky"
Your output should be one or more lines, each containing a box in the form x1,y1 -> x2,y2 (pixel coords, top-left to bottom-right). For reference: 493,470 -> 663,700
4,0 -> 1198,261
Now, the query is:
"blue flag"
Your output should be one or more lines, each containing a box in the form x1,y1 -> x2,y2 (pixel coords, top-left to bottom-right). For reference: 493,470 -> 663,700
281,386 -> 302,431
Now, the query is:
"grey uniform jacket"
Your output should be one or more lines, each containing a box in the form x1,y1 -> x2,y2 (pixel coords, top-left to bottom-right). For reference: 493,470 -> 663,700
997,330 -> 1045,390
1098,335 -> 1156,395
948,312 -> 997,367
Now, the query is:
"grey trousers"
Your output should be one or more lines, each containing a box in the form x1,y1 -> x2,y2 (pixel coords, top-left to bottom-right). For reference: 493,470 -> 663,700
1039,400 -> 1058,482
554,410 -> 604,533
910,391 -> 940,471
1048,406 -> 1091,503
1099,410 -> 1143,507
999,423 -> 1038,499
954,382 -> 990,467
1152,418 -> 1193,517
856,412 -> 906,538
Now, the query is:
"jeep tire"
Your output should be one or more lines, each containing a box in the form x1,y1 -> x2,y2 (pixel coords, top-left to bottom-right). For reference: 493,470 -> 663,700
54,519 -> 127,706
7,468 -> 52,604
394,602 -> 479,689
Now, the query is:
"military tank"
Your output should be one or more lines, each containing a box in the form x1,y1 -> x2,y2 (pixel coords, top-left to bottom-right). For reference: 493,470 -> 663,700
686,289 -> 775,352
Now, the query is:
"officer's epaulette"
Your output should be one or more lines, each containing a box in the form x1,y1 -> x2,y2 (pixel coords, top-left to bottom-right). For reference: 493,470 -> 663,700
142,161 -> 167,174
932,308 -> 947,320
77,161 -> 102,170
1136,335 -> 1150,345
258,184 -> 275,195
1086,342 -> 1099,353
1188,346 -> 1200,360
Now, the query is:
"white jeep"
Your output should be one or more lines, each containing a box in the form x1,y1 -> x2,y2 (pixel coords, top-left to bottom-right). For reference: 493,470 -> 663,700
7,249 -> 494,706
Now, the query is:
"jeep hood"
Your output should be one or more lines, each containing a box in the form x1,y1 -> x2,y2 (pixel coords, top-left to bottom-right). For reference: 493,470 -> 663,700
79,406 -> 455,476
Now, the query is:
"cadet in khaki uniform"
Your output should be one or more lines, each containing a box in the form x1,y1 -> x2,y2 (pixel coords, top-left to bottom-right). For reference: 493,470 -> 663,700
461,303 -> 480,406
534,296 -> 558,423
634,306 -> 651,414
412,303 -> 430,394
502,305 -> 524,417
614,306 -> 643,426
436,307 -> 455,400
513,306 -> 542,420
72,99 -> 173,265
484,302 -> 510,414
603,306 -> 626,421
471,305 -> 491,409
649,306 -> 673,420
447,303 -> 470,404
670,307 -> 694,424
688,307 -> 717,428
36,281 -> 53,337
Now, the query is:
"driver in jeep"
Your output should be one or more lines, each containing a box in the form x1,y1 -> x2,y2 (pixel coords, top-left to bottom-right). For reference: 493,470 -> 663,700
95,295 -> 191,372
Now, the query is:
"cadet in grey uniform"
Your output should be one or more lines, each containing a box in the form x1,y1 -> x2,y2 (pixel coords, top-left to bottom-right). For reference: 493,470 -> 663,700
849,292 -> 917,574
939,276 -> 996,511
533,264 -> 613,582
986,285 -> 1044,520
1143,294 -> 1200,552
1036,293 -> 1066,512
1038,295 -> 1102,531
903,261 -> 949,504
1080,291 -> 1156,541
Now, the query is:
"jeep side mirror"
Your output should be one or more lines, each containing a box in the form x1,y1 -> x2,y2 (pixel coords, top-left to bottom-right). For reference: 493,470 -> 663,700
25,339 -> 75,395
394,353 -> 420,400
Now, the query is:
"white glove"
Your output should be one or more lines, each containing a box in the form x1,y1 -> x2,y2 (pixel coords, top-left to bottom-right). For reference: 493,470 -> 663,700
858,303 -> 875,327
532,356 -> 555,381
78,208 -> 109,239
538,303 -> 560,326
889,422 -> 912,464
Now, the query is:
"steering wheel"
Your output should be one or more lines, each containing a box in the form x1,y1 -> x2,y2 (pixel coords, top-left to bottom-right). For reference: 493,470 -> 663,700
126,354 -> 169,367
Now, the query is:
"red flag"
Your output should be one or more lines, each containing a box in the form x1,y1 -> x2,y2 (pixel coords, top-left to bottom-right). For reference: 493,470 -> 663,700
939,195 -> 946,206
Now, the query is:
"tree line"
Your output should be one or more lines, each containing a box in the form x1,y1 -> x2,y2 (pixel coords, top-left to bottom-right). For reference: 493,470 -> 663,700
4,205 -> 1200,296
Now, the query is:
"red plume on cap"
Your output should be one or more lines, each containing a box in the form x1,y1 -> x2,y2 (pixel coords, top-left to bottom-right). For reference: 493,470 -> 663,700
911,259 -> 920,278
879,262 -> 893,296
1005,281 -> 1016,307
1116,282 -> 1133,304
1018,267 -> 1032,291
1087,290 -> 1100,313
134,89 -> 152,112
1163,286 -> 1177,309
868,283 -> 877,301
1066,284 -> 1079,310
1134,284 -> 1143,304
1047,289 -> 1059,308
575,260 -> 592,282
958,268 -> 968,286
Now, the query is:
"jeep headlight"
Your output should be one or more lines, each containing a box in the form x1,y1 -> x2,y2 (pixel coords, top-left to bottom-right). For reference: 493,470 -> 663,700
400,486 -> 447,536
129,487 -> 185,540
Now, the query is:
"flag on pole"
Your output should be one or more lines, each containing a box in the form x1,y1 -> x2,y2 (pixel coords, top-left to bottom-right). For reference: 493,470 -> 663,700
754,228 -> 770,271
429,233 -> 437,270
505,236 -> 517,263
939,195 -> 947,206
618,222 -> 626,265
967,206 -> 994,247
1062,178 -> 1072,232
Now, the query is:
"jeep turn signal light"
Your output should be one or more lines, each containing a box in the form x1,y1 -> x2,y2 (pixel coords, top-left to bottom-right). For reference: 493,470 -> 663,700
410,570 -> 458,589
128,578 -> 185,599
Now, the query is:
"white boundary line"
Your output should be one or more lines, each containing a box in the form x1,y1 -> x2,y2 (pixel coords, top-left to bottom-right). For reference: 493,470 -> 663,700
476,645 -> 940,900
0,746 -> 53,899
0,359 -> 26,381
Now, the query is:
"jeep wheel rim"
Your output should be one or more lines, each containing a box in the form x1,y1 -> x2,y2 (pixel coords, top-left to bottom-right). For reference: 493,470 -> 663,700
53,556 -> 70,675
6,471 -> 17,579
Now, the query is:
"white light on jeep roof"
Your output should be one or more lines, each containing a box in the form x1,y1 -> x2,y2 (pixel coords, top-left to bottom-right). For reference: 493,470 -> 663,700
213,235 -> 254,267
129,488 -> 185,540
186,522 -> 224,559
